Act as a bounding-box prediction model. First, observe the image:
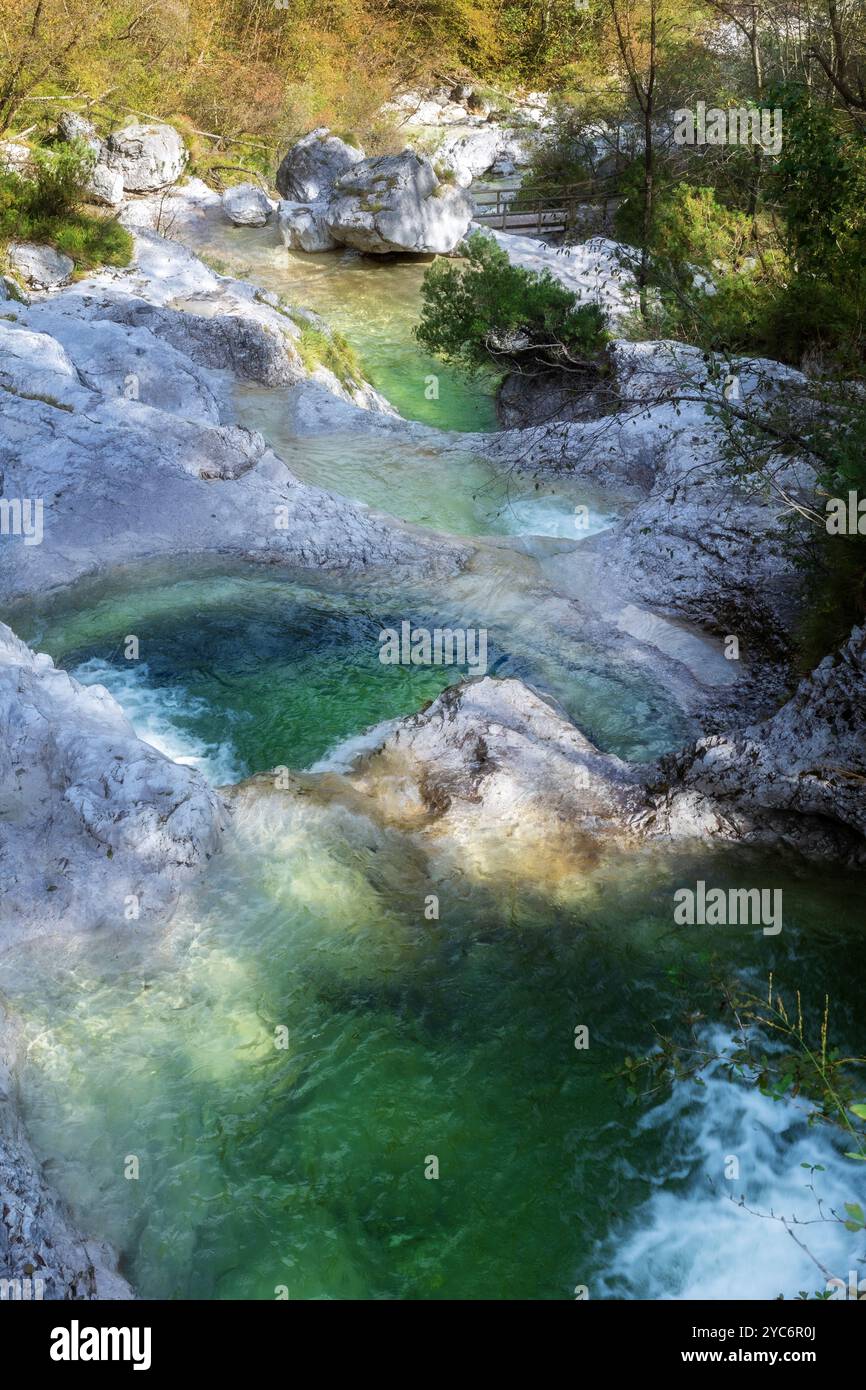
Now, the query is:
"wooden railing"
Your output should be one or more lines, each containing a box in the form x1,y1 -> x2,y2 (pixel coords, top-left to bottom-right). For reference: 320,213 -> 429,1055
473,180 -> 620,235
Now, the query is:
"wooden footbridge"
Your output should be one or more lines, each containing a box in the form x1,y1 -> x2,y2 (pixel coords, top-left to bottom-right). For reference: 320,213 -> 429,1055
472,180 -> 620,236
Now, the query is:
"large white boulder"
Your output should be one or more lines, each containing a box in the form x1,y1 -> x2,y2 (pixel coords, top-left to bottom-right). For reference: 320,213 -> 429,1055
106,121 -> 187,191
7,241 -> 74,289
85,160 -> 124,206
275,127 -> 365,202
277,199 -> 336,251
222,182 -> 273,226
326,151 -> 474,254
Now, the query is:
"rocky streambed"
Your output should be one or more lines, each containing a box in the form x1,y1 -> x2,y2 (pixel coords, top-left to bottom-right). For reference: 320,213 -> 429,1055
1,182 -> 864,1300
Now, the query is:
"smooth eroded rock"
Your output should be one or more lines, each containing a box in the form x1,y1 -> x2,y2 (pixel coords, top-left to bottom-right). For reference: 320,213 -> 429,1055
326,150 -> 473,254
7,241 -> 74,289
275,127 -> 365,202
107,121 -> 187,191
222,182 -> 273,226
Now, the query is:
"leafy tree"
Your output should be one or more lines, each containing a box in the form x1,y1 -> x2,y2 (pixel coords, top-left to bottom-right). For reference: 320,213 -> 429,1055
415,230 -> 607,375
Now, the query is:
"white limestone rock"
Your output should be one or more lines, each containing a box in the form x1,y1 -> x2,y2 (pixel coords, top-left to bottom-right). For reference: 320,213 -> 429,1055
275,128 -> 365,202
277,199 -> 336,251
106,121 -> 187,192
0,623 -> 229,948
436,127 -> 531,186
0,232 -> 467,607
86,160 -> 124,206
653,625 -> 866,861
7,241 -> 74,289
222,182 -> 273,227
327,150 -> 474,254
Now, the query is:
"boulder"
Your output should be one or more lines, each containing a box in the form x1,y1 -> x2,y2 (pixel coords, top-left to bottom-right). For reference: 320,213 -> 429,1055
0,141 -> 30,174
7,241 -> 74,289
56,110 -> 101,153
275,127 -> 364,202
107,121 -> 187,191
277,199 -> 336,252
85,161 -> 124,206
222,182 -> 273,227
326,150 -> 474,254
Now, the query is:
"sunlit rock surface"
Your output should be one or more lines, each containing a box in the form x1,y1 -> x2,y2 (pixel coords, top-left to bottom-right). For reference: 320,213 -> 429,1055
326,151 -> 474,254
106,120 -> 188,192
0,227 -> 465,604
275,127 -> 365,202
222,182 -> 273,227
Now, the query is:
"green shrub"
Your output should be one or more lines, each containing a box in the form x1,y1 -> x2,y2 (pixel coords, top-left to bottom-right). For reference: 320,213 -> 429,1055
27,139 -> 95,218
0,140 -> 133,273
415,230 -> 607,374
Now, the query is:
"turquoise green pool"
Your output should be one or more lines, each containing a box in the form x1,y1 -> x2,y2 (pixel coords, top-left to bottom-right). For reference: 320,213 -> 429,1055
1,212 -> 863,1304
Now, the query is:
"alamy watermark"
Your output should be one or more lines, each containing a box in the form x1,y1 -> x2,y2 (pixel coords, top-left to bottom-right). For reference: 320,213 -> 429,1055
1,1275 -> 44,1300
674,881 -> 783,935
825,491 -> 866,535
674,102 -> 782,155
378,621 -> 488,676
0,496 -> 43,545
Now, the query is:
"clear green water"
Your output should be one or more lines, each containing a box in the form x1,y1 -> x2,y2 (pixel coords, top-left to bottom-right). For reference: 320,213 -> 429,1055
1,219 -> 863,1303
185,221 -> 498,431
14,560 -> 694,778
4,819 -> 864,1300
236,389 -> 618,540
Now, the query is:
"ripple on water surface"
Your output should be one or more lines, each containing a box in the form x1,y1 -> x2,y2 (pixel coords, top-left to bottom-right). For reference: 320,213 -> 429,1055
5,817 -> 865,1300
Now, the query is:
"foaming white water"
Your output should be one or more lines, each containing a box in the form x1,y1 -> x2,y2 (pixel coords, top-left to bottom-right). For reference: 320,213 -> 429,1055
309,718 -> 399,773
597,1028 -> 863,1301
72,658 -> 242,785
496,494 -> 616,539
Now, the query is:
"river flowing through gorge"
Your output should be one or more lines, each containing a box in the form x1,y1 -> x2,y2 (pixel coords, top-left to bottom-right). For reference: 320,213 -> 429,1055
2,214 -> 864,1302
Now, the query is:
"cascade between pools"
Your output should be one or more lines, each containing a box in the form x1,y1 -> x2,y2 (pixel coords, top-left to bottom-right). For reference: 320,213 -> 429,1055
3,216 -> 864,1302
